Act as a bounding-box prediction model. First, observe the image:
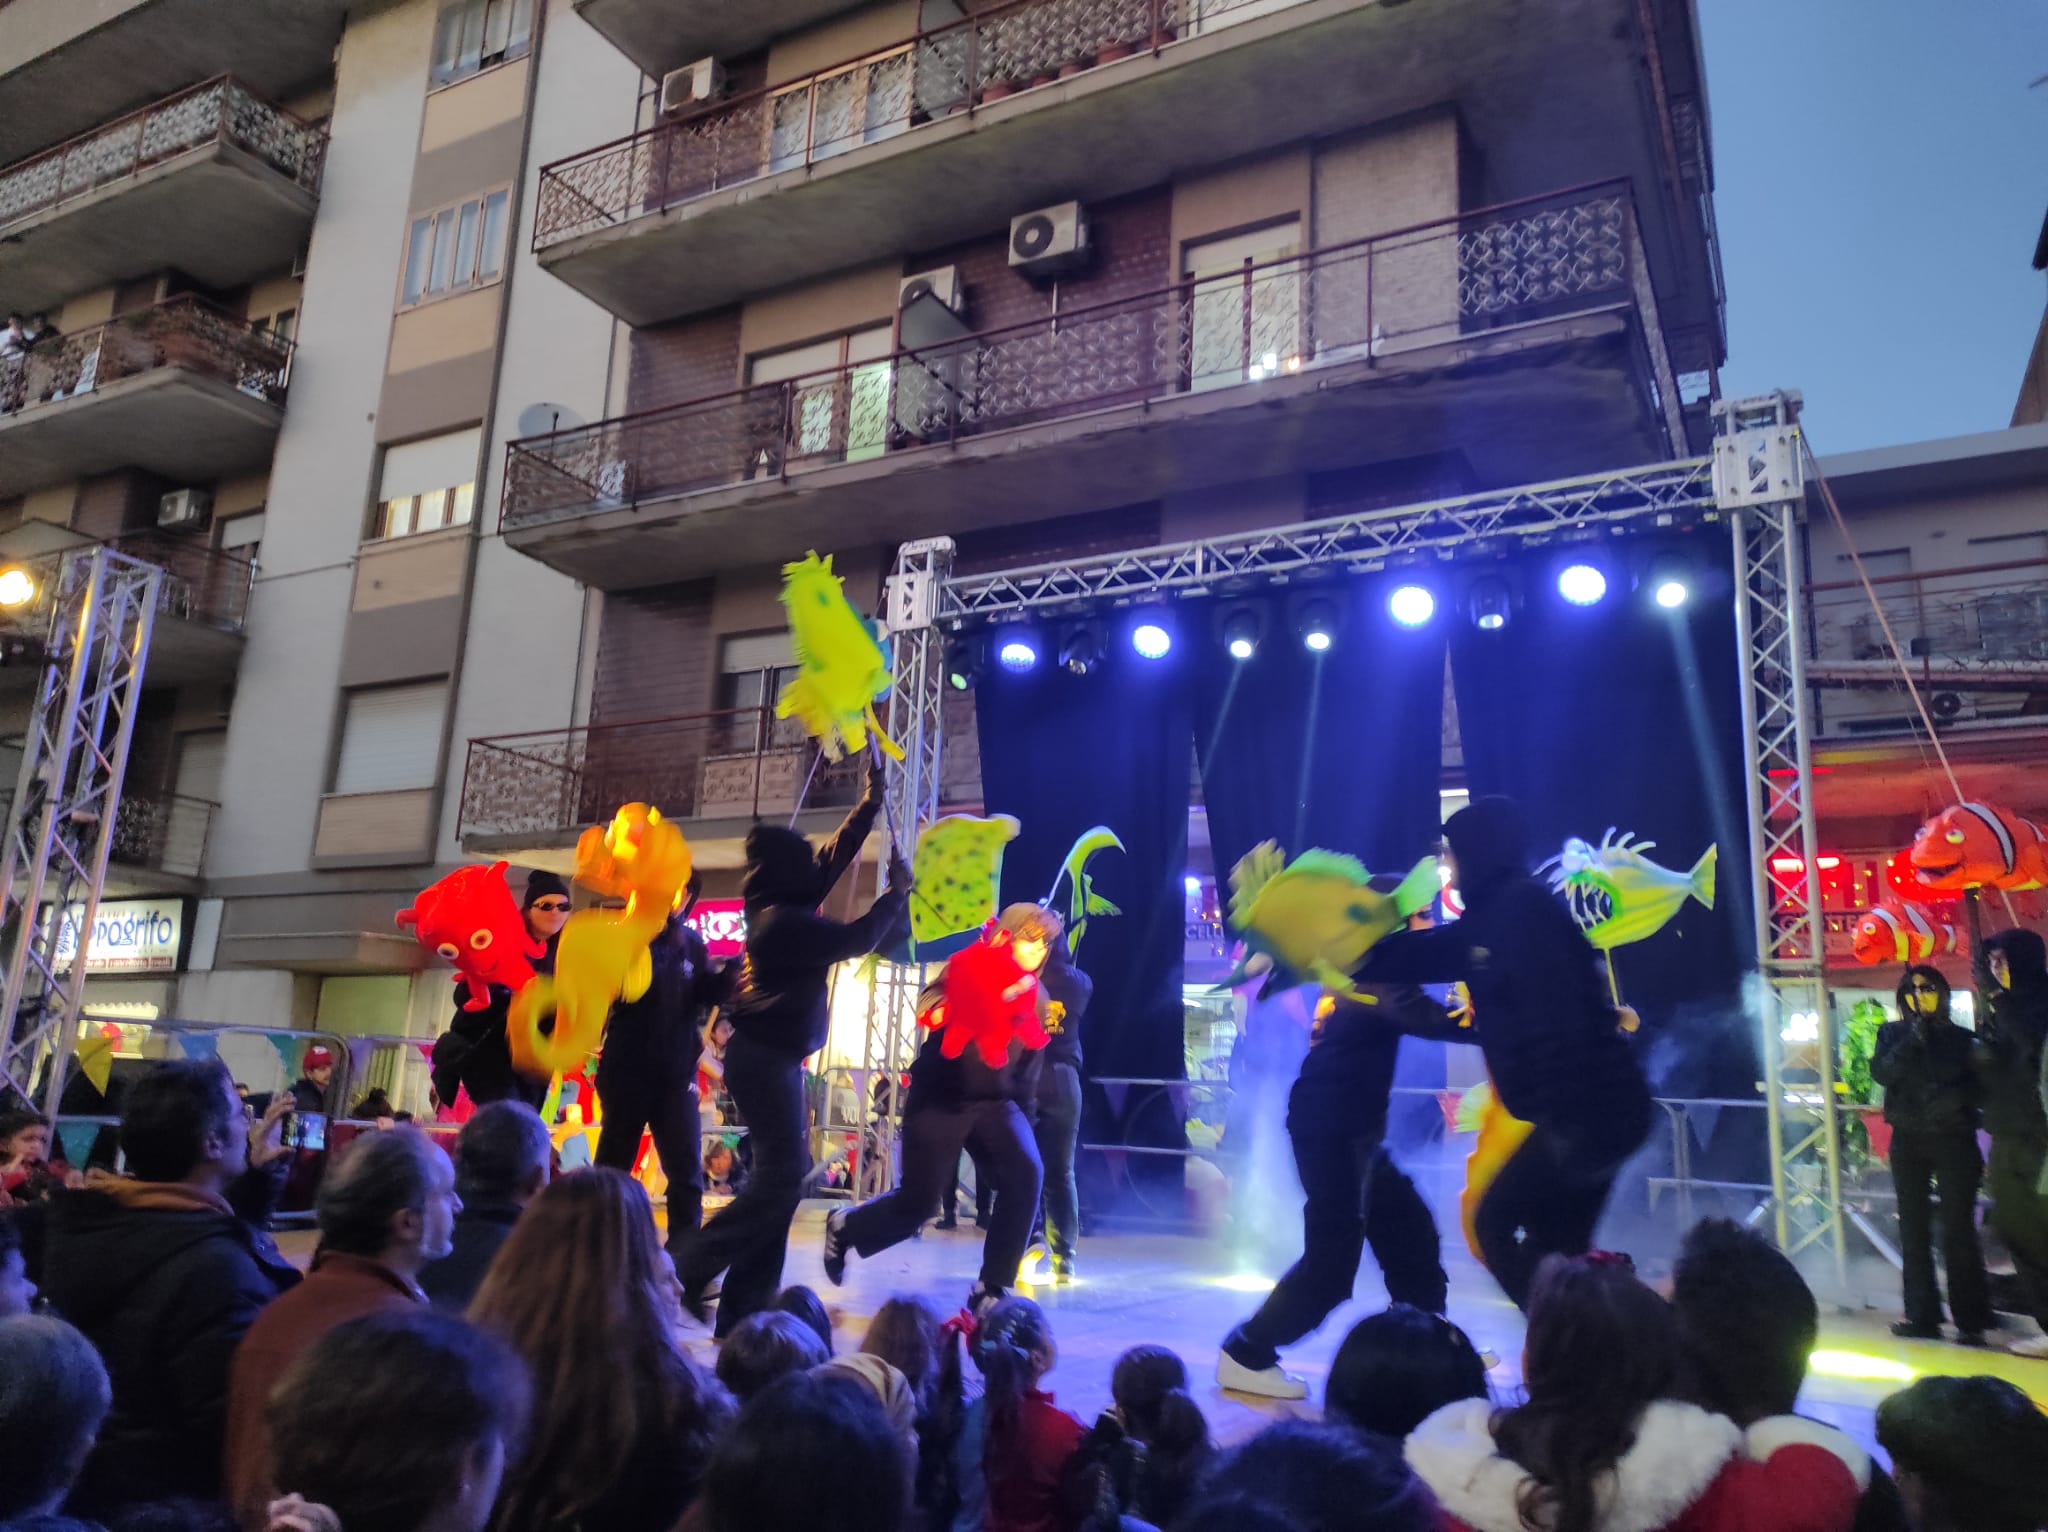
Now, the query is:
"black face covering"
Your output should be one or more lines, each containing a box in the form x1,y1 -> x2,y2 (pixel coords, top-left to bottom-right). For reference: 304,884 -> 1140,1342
1895,964 -> 1952,1022
1443,796 -> 1530,905
743,824 -> 828,908
1985,928 -> 2048,993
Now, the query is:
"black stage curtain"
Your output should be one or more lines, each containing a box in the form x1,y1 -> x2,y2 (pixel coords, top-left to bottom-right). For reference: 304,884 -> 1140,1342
1194,595 -> 1447,880
1448,533 -> 1755,1098
975,654 -> 1194,1082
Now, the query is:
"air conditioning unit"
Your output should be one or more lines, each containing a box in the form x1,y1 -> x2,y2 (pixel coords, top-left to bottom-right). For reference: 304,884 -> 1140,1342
899,267 -> 963,315
660,57 -> 726,115
157,488 -> 213,529
1009,201 -> 1090,278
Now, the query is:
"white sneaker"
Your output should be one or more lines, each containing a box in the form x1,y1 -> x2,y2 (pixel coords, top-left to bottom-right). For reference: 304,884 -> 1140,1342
2007,1333 -> 2048,1359
1216,1350 -> 1308,1400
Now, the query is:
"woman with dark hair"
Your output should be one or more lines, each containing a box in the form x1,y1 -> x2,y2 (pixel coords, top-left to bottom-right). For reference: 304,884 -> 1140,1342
1404,1255 -> 1868,1532
701,1369 -> 912,1532
468,1168 -> 732,1531
1324,1305 -> 1489,1446
860,1294 -> 942,1409
1870,964 -> 1992,1344
926,1295 -> 1084,1532
1068,1344 -> 1212,1532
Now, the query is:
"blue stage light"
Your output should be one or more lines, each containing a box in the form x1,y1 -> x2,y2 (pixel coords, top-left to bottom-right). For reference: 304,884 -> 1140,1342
1648,554 -> 1693,610
998,637 -> 1039,673
1388,585 -> 1435,628
1132,622 -> 1172,660
1558,563 -> 1608,606
1296,598 -> 1338,652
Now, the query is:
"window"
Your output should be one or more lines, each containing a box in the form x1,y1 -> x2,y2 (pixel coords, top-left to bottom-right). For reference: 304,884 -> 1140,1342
1185,221 -> 1304,390
431,0 -> 535,86
375,427 -> 481,540
716,632 -> 798,753
400,188 -> 511,308
747,325 -> 894,465
217,511 -> 265,554
250,309 -> 297,382
332,680 -> 448,795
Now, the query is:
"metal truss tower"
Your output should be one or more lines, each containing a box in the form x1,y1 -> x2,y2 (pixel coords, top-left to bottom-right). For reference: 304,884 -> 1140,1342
1714,391 -> 1845,1278
0,548 -> 162,1115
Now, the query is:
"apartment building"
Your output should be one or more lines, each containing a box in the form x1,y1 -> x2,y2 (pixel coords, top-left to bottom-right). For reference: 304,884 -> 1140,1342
0,0 -> 1725,1064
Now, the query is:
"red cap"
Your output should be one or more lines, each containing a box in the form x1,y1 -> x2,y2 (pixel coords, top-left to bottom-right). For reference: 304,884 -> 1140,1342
303,1045 -> 334,1069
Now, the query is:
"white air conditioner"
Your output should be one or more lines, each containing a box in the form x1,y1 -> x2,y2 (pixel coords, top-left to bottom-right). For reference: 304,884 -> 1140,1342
1009,201 -> 1090,277
899,267 -> 964,315
660,57 -> 727,115
158,488 -> 213,529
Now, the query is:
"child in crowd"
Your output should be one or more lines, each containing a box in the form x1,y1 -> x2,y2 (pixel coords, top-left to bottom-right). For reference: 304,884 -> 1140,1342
930,1296 -> 1085,1532
1177,1421 -> 1436,1532
0,1108 -> 77,1205
0,1314 -> 112,1531
1323,1305 -> 1490,1447
1404,1253 -> 1870,1532
699,1369 -> 912,1532
775,1283 -> 834,1354
861,1294 -> 943,1409
1068,1344 -> 1212,1532
715,1310 -> 830,1403
1876,1373 -> 2048,1532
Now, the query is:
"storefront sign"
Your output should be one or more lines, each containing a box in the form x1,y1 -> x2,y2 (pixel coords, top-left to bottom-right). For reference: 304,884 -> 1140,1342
687,898 -> 747,958
51,898 -> 184,974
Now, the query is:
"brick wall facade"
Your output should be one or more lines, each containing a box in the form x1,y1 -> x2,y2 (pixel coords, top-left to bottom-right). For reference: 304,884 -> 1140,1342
583,580 -> 716,817
627,308 -> 743,413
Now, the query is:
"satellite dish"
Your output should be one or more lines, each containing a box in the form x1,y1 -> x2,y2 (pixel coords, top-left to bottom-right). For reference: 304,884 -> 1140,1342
516,402 -> 585,438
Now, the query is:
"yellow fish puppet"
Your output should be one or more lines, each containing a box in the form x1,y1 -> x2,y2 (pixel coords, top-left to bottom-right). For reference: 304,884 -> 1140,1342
1218,842 -> 1439,1002
775,551 -> 902,762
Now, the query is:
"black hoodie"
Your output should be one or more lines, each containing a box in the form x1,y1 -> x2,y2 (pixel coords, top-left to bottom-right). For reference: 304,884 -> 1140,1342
39,1177 -> 301,1515
1358,797 -> 1648,1137
726,794 -> 908,1057
1871,966 -> 1979,1139
1978,927 -> 2048,1143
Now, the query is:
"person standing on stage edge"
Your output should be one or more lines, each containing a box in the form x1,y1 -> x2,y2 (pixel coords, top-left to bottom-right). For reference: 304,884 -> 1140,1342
675,758 -> 909,1337
1978,929 -> 2048,1356
1354,796 -> 1651,1312
1874,964 -> 1992,1345
1033,927 -> 1092,1282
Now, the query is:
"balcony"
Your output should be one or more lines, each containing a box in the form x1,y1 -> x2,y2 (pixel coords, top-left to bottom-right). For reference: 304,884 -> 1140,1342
0,0 -> 364,164
459,707 -> 864,865
534,0 -> 1710,331
0,788 -> 215,889
0,298 -> 294,498
575,0 -> 864,82
0,78 -> 326,318
504,185 -> 1685,589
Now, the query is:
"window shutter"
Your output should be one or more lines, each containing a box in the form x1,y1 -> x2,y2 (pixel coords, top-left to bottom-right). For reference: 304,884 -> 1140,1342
333,682 -> 447,794
380,428 -> 483,502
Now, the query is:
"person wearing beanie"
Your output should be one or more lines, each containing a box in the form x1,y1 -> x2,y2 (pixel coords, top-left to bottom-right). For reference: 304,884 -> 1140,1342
824,902 -> 1056,1312
675,756 -> 909,1337
1876,1373 -> 2048,1532
1354,796 -> 1652,1311
288,1045 -> 335,1115
1976,926 -> 2048,1356
1871,963 -> 1991,1345
430,869 -> 570,1115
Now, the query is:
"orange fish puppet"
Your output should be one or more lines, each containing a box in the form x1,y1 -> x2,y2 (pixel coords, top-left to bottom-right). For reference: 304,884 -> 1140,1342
397,861 -> 545,1010
1851,897 -> 1963,967
1909,802 -> 2048,893
918,923 -> 1050,1068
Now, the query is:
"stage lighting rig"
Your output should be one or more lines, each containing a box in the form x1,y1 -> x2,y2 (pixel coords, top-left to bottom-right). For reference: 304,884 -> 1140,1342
1387,584 -> 1435,628
1648,553 -> 1693,610
0,567 -> 37,608
1130,616 -> 1172,660
996,632 -> 1040,673
945,636 -> 985,691
1216,604 -> 1264,662
1557,562 -> 1608,606
1058,619 -> 1104,676
1467,576 -> 1512,632
1294,597 -> 1339,653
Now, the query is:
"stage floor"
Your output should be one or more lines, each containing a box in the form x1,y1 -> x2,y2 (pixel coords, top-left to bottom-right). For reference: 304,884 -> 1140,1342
677,1208 -> 2048,1463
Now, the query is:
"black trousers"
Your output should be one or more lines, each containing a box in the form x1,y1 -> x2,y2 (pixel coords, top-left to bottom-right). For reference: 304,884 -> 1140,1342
1035,1062 -> 1083,1263
1987,1135 -> 2048,1326
942,1144 -> 995,1224
674,1033 -> 809,1337
1892,1128 -> 1992,1332
1223,1082 -> 1446,1371
1475,1105 -> 1649,1312
843,1098 -> 1043,1291
595,1073 -> 704,1246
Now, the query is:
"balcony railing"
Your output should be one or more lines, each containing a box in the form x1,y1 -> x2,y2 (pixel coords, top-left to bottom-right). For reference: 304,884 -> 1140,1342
13,532 -> 258,635
0,296 -> 295,418
505,183 -> 1670,530
0,790 -> 217,878
460,707 -> 864,843
0,76 -> 325,233
1810,561 -> 2048,675
536,0 -> 1298,248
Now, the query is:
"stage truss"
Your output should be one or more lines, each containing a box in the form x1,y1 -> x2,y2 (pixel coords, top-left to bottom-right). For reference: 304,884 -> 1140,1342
875,391 -> 1843,1271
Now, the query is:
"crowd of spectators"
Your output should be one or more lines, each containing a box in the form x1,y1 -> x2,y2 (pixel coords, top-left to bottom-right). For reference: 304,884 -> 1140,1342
1,1057 -> 2044,1532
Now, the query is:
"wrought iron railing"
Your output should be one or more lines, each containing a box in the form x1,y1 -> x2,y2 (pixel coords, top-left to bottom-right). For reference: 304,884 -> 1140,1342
504,184 -> 1665,530
12,532 -> 257,634
0,789 -> 216,876
459,706 -> 864,842
1810,562 -> 2048,674
535,0 -> 1298,247
0,295 -> 295,418
0,76 -> 326,232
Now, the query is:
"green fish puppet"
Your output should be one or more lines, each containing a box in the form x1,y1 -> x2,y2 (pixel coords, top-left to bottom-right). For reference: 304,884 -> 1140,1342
1542,829 -> 1716,951
1042,826 -> 1124,958
1217,842 -> 1440,1001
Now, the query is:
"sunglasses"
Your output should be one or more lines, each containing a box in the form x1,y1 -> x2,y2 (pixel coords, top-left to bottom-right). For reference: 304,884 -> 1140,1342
531,899 -> 571,912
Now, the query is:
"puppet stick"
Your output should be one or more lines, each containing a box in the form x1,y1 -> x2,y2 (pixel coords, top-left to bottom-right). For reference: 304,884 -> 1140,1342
786,745 -> 826,830
867,736 -> 906,862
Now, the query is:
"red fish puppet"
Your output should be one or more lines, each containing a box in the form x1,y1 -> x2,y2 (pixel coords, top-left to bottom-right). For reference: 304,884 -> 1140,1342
1851,897 -> 1963,966
918,925 -> 1050,1068
1909,802 -> 2048,894
398,861 -> 545,1011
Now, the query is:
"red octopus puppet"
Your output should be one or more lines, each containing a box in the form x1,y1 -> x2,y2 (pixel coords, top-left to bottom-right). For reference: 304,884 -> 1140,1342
397,861 -> 546,1011
918,912 -> 1053,1067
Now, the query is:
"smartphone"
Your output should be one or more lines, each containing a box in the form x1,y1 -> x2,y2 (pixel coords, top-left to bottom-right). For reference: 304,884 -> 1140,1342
288,1111 -> 328,1153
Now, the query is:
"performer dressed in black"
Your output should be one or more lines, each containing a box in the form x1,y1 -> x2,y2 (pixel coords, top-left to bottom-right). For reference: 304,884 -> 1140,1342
823,903 -> 1058,1309
1033,929 -> 1092,1282
675,760 -> 908,1337
430,869 -> 567,1113
1355,797 -> 1651,1313
595,874 -> 732,1248
1217,886 -> 1466,1398
1978,929 -> 2048,1356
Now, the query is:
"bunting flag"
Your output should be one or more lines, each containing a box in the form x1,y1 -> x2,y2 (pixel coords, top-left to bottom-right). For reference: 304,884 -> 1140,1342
73,1033 -> 114,1094
265,1033 -> 300,1076
557,1131 -> 593,1171
57,1121 -> 100,1167
178,1032 -> 219,1063
345,1038 -> 379,1095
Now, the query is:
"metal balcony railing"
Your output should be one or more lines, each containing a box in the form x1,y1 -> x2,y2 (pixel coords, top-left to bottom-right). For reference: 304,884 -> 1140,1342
459,706 -> 864,843
0,295 -> 295,418
535,0 -> 1298,248
0,790 -> 216,877
11,532 -> 258,635
1809,561 -> 2048,677
504,183 -> 1675,530
0,75 -> 326,233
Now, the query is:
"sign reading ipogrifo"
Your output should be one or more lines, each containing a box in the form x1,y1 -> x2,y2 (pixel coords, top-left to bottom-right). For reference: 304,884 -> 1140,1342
46,898 -> 184,975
